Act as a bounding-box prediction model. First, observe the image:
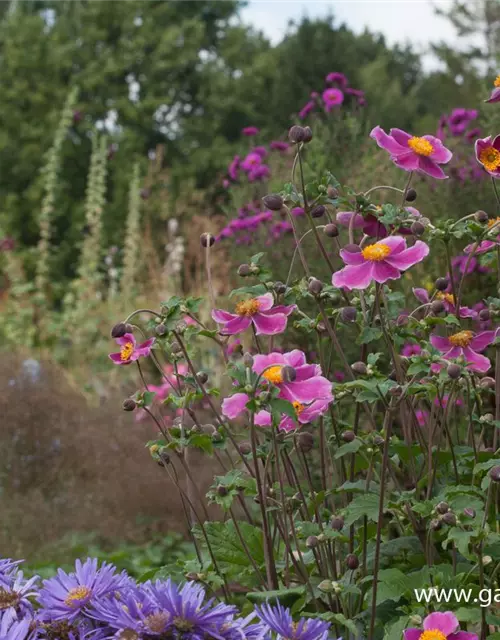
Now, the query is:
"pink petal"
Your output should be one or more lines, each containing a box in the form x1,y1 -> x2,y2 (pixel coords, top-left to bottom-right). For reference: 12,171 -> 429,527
116,333 -> 136,347
284,350 -> 307,368
222,393 -> 250,419
372,261 -> 401,283
212,309 -> 238,323
458,306 -> 478,319
449,632 -> 479,640
389,128 -> 412,146
393,151 -> 420,171
413,287 -> 430,304
493,134 -> 500,152
332,262 -> 374,290
254,292 -> 274,312
465,240 -> 496,255
404,630 -> 423,640
470,331 -> 495,351
430,334 -> 451,351
418,156 -> 448,179
264,304 -> 296,317
380,235 -> 406,254
136,337 -> 155,356
444,347 -> 463,359
252,352 -> 286,375
278,416 -> 299,433
339,246 -> 365,265
423,612 -> 458,636
299,399 -> 332,423
336,211 -> 364,228
281,376 -> 333,404
462,347 -> 491,373
486,87 -> 500,103
254,410 -> 272,427
294,364 -> 322,381
385,240 -> 429,270
109,352 -> 126,364
253,312 -> 288,335
219,315 -> 252,335
425,137 -> 453,163
370,126 -> 409,155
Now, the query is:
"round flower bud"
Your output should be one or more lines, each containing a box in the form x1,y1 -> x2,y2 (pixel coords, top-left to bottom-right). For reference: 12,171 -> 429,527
482,555 -> 493,566
306,535 -> 319,549
200,233 -> 215,248
463,507 -> 476,518
298,432 -> 314,453
340,307 -> 357,323
216,485 -> 228,497
308,278 -> 323,296
489,466 -> 500,482
351,361 -> 367,375
318,580 -> 334,593
346,554 -> 359,570
479,308 -> 490,321
389,385 -> 402,397
159,450 -> 171,465
474,210 -> 489,223
342,430 -> 355,443
480,376 -> 495,389
281,366 -> 296,383
238,264 -> 251,277
405,188 -> 417,202
155,323 -> 167,336
196,371 -> 208,385
140,188 -> 151,200
243,353 -> 254,368
436,501 -> 449,514
263,194 -> 284,211
274,281 -> 287,294
430,519 -> 442,531
238,442 -> 252,455
327,186 -> 339,199
288,125 -> 306,144
330,516 -> 344,531
311,205 -> 326,219
442,511 -> 457,526
111,322 -> 127,338
373,434 -> 385,447
430,300 -> 445,314
303,126 -> 313,143
447,364 -> 461,379
123,398 -> 136,412
396,314 -> 409,327
411,221 -> 425,236
324,223 -> 339,238
435,277 -> 449,291
171,342 -> 183,354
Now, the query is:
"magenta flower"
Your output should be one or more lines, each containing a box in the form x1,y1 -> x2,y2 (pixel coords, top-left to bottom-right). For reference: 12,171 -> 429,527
332,236 -> 429,290
270,140 -> 290,152
240,152 -> 262,173
404,611 -> 477,640
370,126 -> 452,179
299,100 -> 316,120
430,330 -> 496,373
248,164 -> 271,182
448,108 -> 478,136
322,88 -> 344,111
212,293 -> 295,336
221,350 -> 333,432
109,333 -> 155,366
415,409 -> 429,427
475,135 -> 500,177
485,75 -> 500,103
242,126 -> 259,137
412,287 -> 477,319
402,343 -> 422,357
253,146 -> 268,158
336,207 -> 420,238
228,155 -> 240,181
325,72 -> 348,88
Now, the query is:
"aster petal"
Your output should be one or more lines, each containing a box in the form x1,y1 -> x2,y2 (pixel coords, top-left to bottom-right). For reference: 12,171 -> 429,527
254,292 -> 274,312
254,410 -> 272,427
394,151 -> 420,171
462,347 -> 491,373
221,393 -> 250,419
423,611 -> 459,636
339,246 -> 365,265
252,352 -> 286,374
333,262 -> 374,290
372,261 -> 401,283
219,315 -> 252,335
212,309 -> 238,323
417,156 -> 448,179
385,240 -> 429,270
336,211 -> 365,228
470,331 -> 495,351
370,126 -> 409,155
404,630 -> 423,640
413,287 -> 430,304
430,334 -> 451,351
252,312 -> 288,335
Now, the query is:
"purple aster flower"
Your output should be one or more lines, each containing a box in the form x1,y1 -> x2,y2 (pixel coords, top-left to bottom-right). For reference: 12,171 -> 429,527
242,127 -> 259,137
430,330 -> 496,373
404,611 -> 477,640
0,617 -> 33,640
212,293 -> 296,336
475,135 -> 500,177
109,333 -> 155,366
298,100 -> 316,120
0,567 -> 38,625
486,75 -> 500,103
270,141 -> 290,152
38,558 -> 128,622
240,152 -> 262,173
322,88 -> 344,111
252,146 -> 268,158
332,236 -> 429,290
256,603 -> 330,640
370,126 -> 452,179
325,72 -> 348,88
248,164 -> 271,182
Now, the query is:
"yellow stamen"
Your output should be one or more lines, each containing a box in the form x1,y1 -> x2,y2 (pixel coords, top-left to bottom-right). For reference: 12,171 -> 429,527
449,330 -> 473,348
361,242 -> 391,262
436,292 -> 455,305
120,342 -> 134,361
293,401 -> 305,416
145,612 -> 170,633
0,588 -> 20,610
487,216 -> 500,229
494,75 -> 500,88
64,586 -> 92,607
479,146 -> 500,172
235,298 -> 261,316
408,136 -> 434,157
173,618 -> 194,632
419,631 -> 447,640
263,366 -> 283,385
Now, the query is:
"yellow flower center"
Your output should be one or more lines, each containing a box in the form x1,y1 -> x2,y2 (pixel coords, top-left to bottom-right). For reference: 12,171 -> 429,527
436,292 -> 455,305
449,330 -> 474,348
145,612 -> 170,633
263,366 -> 283,385
293,401 -> 305,416
487,216 -> 500,229
361,242 -> 391,262
0,588 -> 20,610
120,341 -> 134,361
408,136 -> 434,156
479,146 -> 500,172
118,631 -> 140,640
235,299 -> 261,316
419,630 -> 447,640
64,586 -> 92,607
173,618 -> 194,632
494,75 -> 500,88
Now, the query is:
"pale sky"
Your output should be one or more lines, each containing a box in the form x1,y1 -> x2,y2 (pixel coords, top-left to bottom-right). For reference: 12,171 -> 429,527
240,0 -> 462,70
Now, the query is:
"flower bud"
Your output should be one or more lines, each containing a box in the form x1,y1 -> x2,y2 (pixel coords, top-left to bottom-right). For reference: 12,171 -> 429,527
288,125 -> 306,143
442,511 -> 457,526
447,364 -> 461,379
262,194 -> 284,211
480,376 -> 495,389
405,188 -> 417,202
311,205 -> 325,218
430,300 -> 444,314
308,277 -> 323,296
373,434 -> 385,447
397,314 -> 409,327
200,233 -> 215,248
196,371 -> 208,385
238,264 -> 251,277
411,221 -> 425,236
430,519 -> 442,531
155,323 -> 167,336
342,430 -> 355,442
111,322 -> 127,338
435,277 -> 449,291
340,307 -> 357,323
389,385 -> 402,397
489,466 -> 500,482
318,580 -> 334,593
243,353 -> 254,368
159,450 -> 171,465
171,342 -> 183,354
123,398 -> 137,412
463,507 -> 476,518
306,535 -> 319,549
479,308 -> 490,321
238,442 -> 252,455
482,555 -> 493,566
281,366 -> 296,383
436,501 -> 449,514
324,223 -> 339,238
330,515 -> 344,531
327,186 -> 339,199
351,361 -> 367,375
216,485 -> 228,496
298,432 -> 314,453
483,413 -> 495,422
303,126 -> 313,143
274,281 -> 287,294
475,210 -> 489,223
346,554 -> 359,570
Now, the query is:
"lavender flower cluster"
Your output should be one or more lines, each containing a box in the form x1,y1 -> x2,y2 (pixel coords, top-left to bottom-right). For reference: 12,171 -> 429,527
0,557 -> 332,640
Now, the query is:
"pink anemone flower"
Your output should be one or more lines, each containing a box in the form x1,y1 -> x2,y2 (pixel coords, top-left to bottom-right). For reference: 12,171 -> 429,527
430,330 -> 496,373
109,333 -> 155,366
370,126 -> 452,179
475,135 -> 500,177
412,287 -> 477,319
336,207 -> 420,238
332,236 -> 429,290
485,75 -> 500,104
221,350 -> 333,432
212,292 -> 296,336
464,217 -> 500,254
322,88 -> 344,111
404,610 -> 477,640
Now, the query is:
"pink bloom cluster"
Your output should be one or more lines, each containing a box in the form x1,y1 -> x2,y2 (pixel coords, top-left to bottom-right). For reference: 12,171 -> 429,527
430,330 -> 496,373
298,71 -> 365,120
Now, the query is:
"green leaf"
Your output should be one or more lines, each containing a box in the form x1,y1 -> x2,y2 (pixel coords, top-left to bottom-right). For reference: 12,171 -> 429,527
374,568 -> 411,604
246,586 -> 305,607
270,398 -> 297,419
357,327 -> 383,344
383,616 -> 410,640
334,439 -> 362,459
344,493 -> 381,525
